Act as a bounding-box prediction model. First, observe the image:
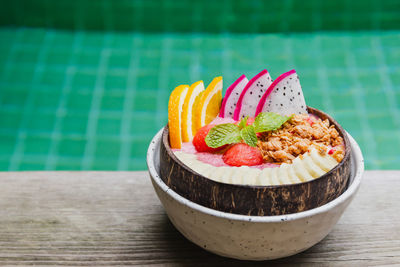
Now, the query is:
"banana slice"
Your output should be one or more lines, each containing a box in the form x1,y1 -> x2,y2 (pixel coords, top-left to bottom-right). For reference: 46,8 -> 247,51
302,154 -> 325,178
217,167 -> 233,184
237,166 -> 256,185
248,167 -> 261,185
231,167 -> 243,184
269,167 -> 281,185
208,166 -> 223,182
310,148 -> 338,171
173,148 -> 340,186
194,162 -> 214,178
174,151 -> 196,165
292,156 -> 313,182
282,163 -> 303,184
278,163 -> 292,184
258,168 -> 272,186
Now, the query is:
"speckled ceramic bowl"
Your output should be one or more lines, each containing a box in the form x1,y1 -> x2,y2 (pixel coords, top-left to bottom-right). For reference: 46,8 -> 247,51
147,129 -> 364,261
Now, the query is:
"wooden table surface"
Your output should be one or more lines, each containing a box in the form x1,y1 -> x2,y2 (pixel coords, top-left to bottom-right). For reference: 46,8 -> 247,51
0,171 -> 399,266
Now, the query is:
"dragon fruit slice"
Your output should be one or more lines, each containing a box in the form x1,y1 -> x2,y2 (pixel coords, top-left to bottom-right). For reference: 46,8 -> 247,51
233,69 -> 272,120
255,69 -> 307,117
219,74 -> 248,118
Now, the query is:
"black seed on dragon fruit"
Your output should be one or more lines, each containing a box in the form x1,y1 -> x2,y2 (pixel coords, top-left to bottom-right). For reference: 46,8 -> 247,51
255,69 -> 308,117
219,74 -> 249,118
233,69 -> 273,120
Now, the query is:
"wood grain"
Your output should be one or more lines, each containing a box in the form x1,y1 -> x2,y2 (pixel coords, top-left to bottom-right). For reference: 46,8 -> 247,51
0,171 -> 399,266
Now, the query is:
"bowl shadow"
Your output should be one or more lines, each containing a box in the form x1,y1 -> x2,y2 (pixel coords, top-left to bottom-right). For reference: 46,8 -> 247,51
150,212 -> 332,265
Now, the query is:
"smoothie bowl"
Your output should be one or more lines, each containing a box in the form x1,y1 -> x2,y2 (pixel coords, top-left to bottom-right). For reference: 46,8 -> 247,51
160,69 -> 351,216
147,128 -> 364,260
147,68 -> 364,260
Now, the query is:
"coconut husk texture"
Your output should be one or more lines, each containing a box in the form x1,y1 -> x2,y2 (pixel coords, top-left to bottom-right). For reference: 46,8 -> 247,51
159,107 -> 352,216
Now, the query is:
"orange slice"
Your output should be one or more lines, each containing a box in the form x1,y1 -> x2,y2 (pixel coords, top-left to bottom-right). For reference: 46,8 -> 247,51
168,84 -> 189,149
194,76 -> 223,131
181,80 -> 204,142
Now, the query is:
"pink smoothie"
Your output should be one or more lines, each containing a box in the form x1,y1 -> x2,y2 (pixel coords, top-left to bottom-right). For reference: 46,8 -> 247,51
174,139 -> 278,169
172,116 -> 280,168
173,113 -> 343,169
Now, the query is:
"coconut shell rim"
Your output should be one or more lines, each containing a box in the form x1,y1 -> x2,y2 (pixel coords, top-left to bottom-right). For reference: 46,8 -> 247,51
162,106 -> 351,190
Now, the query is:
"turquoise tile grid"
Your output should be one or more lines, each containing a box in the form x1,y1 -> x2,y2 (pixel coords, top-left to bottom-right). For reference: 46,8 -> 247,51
0,28 -> 399,170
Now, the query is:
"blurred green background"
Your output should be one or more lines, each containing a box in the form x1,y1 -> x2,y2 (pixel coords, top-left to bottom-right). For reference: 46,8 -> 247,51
0,0 -> 399,170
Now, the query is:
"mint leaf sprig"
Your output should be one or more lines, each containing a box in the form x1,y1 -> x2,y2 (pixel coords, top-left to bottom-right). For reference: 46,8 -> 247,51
253,112 -> 292,133
205,112 -> 291,148
204,123 -> 242,148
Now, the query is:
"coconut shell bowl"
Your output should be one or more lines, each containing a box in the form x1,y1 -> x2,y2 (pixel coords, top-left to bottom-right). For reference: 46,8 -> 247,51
160,107 -> 352,216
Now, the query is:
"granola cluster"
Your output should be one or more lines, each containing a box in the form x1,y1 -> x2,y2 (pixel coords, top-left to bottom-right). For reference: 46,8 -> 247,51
257,114 -> 344,164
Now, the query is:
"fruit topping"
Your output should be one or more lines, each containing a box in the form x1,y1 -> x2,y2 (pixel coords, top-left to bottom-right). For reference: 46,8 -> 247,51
222,143 -> 263,167
182,80 -> 204,142
256,69 -> 307,117
219,74 -> 248,118
168,85 -> 189,149
193,124 -> 225,153
233,69 -> 273,120
194,76 -> 223,132
205,112 -> 290,149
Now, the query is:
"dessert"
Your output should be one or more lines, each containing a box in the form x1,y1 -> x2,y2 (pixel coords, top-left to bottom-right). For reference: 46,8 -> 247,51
161,68 -> 351,215
167,69 -> 345,186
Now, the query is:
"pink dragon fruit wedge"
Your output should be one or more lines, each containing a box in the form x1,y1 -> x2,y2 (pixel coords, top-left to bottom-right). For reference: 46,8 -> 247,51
255,69 -> 307,117
219,75 -> 248,118
233,69 -> 273,120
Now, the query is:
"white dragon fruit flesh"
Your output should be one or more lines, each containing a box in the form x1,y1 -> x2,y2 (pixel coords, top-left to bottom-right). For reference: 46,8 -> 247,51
233,69 -> 273,120
255,69 -> 307,117
219,74 -> 248,118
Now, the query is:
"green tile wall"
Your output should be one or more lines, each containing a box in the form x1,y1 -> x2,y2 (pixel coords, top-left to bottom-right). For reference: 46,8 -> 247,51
0,28 -> 399,170
0,0 -> 400,171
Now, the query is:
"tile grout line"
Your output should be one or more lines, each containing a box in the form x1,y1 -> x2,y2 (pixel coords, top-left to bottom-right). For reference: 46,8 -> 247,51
44,32 -> 83,170
254,31 -> 262,74
81,34 -> 112,170
190,0 -> 202,82
0,127 -> 152,142
221,32 -> 231,86
314,36 -> 335,115
0,105 -> 158,124
0,30 -> 23,106
4,153 -> 148,164
371,37 -> 400,130
189,33 -> 201,83
8,29 -> 54,171
155,34 -> 172,128
342,37 -> 379,169
2,60 -> 398,79
117,34 -> 141,170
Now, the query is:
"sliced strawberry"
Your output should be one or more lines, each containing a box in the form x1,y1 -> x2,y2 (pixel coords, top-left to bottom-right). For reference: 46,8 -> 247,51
193,124 -> 224,153
222,143 -> 263,167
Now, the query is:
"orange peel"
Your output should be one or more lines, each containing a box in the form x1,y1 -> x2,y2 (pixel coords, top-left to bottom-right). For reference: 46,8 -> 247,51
181,81 -> 204,142
168,84 -> 189,149
194,76 -> 223,131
